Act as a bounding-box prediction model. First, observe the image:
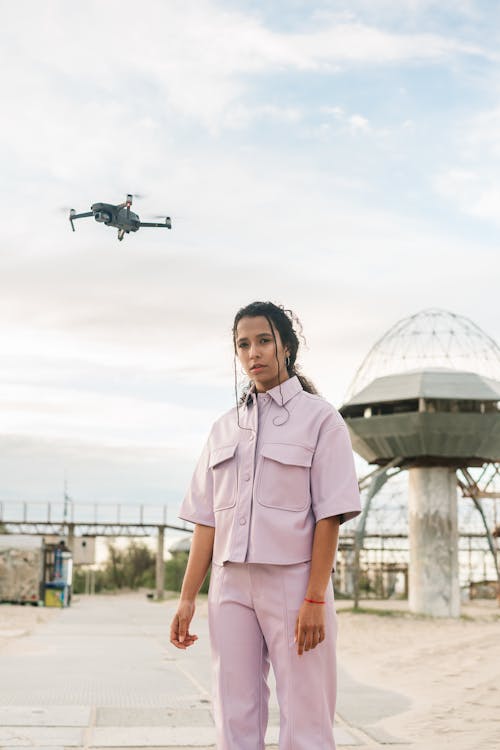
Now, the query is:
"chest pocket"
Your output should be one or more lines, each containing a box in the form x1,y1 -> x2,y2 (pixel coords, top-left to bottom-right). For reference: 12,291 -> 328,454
256,443 -> 313,512
209,444 -> 238,511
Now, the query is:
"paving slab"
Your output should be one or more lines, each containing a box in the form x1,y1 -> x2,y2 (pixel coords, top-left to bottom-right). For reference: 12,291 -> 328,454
0,707 -> 91,727
88,725 -> 361,747
95,708 -> 214,728
89,727 -> 220,747
0,726 -> 84,746
361,724 -> 412,745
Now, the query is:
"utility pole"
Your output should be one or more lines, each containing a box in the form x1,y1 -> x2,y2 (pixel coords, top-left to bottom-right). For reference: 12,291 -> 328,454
156,526 -> 165,601
63,477 -> 74,551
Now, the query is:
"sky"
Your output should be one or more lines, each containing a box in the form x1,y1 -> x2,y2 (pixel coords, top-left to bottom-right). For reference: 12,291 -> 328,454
0,0 -> 499,529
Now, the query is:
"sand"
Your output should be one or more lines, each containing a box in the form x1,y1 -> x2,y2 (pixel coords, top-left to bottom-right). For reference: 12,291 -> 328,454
335,598 -> 500,749
0,602 -> 58,653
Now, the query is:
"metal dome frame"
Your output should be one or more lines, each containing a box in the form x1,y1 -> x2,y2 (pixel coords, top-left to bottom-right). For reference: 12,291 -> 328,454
344,307 -> 500,404
343,308 -> 500,608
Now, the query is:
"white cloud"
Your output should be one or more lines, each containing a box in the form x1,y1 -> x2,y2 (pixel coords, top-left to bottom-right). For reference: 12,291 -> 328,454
0,433 -> 195,505
320,105 -> 345,118
223,103 -> 303,129
433,107 -> 500,223
0,1 -> 489,137
349,114 -> 371,132
315,105 -> 415,146
0,381 -> 212,448
461,106 -> 500,158
313,1 -> 484,25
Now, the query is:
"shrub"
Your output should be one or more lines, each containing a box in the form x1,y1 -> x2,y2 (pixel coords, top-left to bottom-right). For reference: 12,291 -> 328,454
72,542 -> 211,595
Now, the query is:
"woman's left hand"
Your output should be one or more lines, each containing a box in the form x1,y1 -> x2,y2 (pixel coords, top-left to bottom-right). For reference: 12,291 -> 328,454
294,600 -> 326,656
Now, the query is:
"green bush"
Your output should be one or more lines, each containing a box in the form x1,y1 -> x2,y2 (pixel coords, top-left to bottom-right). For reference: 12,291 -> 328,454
72,540 -> 156,594
359,572 -> 373,594
164,552 -> 211,593
165,552 -> 188,591
72,541 -> 211,595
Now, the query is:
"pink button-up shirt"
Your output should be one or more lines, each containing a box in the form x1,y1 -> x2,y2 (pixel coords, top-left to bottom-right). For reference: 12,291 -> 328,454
178,375 -> 361,567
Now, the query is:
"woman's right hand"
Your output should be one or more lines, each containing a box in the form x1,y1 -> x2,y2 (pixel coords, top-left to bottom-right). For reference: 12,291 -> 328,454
170,599 -> 198,649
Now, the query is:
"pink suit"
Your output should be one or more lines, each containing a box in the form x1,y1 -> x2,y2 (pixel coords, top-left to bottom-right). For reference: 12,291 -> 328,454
179,375 -> 361,749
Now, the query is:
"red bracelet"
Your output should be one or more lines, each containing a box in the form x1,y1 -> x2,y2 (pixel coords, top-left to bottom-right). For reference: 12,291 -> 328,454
304,597 -> 325,604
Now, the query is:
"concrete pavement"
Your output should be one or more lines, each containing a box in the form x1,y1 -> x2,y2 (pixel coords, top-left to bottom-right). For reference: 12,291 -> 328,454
0,592 -> 409,749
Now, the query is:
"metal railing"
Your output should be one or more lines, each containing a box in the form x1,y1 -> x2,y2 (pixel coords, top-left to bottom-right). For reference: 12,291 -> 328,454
0,500 -> 171,527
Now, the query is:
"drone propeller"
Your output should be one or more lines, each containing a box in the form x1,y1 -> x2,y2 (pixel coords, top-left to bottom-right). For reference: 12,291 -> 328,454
139,214 -> 172,230
122,192 -> 147,201
152,213 -> 185,221
122,193 -> 148,217
152,215 -> 174,227
158,216 -> 172,229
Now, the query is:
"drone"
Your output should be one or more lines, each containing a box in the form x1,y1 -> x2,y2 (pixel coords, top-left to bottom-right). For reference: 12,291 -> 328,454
69,194 -> 172,241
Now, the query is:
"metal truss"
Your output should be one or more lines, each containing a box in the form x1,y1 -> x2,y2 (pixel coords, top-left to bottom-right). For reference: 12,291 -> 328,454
0,521 -> 190,537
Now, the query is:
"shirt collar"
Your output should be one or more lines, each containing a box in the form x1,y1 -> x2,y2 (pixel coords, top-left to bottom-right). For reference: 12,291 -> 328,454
244,374 -> 303,407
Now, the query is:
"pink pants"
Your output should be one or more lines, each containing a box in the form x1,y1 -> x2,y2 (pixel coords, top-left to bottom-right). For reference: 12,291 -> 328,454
208,560 -> 338,749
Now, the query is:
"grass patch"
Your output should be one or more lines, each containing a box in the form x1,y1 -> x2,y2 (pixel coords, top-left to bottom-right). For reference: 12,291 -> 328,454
338,606 -> 500,622
338,605 -> 439,620
338,606 -> 405,617
147,591 -> 209,603
147,591 -> 180,602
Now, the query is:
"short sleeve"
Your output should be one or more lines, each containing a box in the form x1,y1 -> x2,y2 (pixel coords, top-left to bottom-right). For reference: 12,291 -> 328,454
178,437 -> 216,527
310,423 -> 362,524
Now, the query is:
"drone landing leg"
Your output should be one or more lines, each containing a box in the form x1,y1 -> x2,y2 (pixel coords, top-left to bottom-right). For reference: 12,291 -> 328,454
117,229 -> 125,241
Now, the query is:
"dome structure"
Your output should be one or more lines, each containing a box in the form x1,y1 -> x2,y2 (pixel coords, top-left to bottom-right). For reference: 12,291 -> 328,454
168,536 -> 191,554
339,307 -> 500,617
344,308 -> 500,404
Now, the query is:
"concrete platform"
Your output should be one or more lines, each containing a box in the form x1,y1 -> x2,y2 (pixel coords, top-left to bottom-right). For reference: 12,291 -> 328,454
0,592 -> 409,748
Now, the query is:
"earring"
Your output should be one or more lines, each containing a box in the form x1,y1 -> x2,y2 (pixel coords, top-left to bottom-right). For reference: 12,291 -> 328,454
285,356 -> 290,369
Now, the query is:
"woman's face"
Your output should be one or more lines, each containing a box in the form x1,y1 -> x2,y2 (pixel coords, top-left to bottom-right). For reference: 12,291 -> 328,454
235,315 -> 290,393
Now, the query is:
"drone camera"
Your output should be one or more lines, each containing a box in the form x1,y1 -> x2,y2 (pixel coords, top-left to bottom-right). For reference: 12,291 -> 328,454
94,211 -> 110,223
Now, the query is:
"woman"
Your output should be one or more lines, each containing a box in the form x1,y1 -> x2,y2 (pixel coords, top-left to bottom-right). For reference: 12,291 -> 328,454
170,301 -> 361,749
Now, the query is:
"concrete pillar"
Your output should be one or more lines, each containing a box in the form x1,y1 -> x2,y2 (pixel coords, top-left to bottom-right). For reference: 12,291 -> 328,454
341,547 -> 357,598
156,526 -> 165,601
408,466 -> 460,617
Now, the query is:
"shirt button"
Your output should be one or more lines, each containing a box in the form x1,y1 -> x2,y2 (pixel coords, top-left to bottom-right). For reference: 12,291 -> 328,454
239,517 -> 247,525
249,434 -> 255,441
244,473 -> 251,481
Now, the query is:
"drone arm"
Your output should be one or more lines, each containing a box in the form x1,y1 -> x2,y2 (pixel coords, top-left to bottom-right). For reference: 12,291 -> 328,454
117,195 -> 133,218
69,210 -> 93,232
139,218 -> 172,229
